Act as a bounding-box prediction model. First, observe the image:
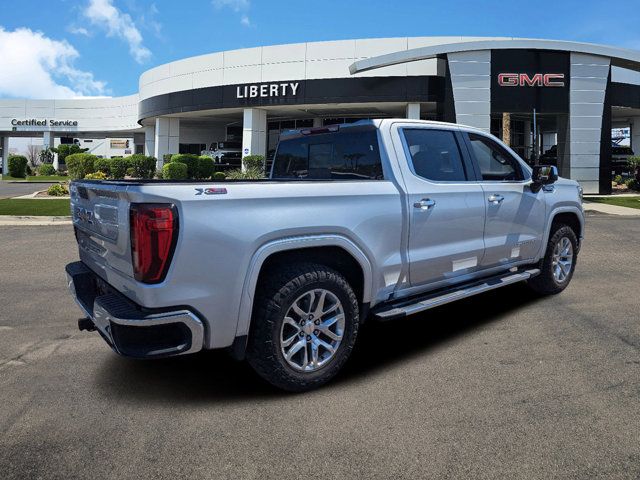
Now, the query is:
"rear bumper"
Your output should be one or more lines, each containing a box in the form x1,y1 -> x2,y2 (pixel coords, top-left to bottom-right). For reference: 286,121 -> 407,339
66,261 -> 204,358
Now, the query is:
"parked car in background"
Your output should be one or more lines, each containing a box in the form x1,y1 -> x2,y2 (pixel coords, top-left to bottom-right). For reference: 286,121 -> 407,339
201,141 -> 242,167
611,144 -> 635,175
66,119 -> 584,391
539,145 -> 558,167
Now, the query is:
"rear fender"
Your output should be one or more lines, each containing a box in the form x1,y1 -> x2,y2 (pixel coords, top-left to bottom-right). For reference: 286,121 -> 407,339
235,235 -> 373,338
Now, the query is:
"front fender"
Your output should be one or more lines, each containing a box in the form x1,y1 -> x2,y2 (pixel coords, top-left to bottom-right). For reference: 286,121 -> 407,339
234,234 -> 374,338
538,205 -> 585,259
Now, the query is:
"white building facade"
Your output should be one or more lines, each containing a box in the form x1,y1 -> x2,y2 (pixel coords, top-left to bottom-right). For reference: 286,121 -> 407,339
3,36 -> 640,194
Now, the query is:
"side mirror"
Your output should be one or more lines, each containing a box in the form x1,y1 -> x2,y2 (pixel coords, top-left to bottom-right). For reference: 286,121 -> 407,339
531,165 -> 558,191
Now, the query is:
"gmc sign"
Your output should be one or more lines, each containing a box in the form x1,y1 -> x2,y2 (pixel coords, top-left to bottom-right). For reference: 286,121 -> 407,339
498,73 -> 565,87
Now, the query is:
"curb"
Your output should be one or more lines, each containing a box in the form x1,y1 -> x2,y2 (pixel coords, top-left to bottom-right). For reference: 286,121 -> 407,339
10,192 -> 70,199
0,216 -> 72,226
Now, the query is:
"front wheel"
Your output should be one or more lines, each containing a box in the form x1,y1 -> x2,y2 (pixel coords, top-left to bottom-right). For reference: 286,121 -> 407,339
527,224 -> 578,295
246,263 -> 359,392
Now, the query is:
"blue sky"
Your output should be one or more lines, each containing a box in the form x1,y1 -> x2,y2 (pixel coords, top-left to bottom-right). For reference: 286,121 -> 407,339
0,0 -> 639,98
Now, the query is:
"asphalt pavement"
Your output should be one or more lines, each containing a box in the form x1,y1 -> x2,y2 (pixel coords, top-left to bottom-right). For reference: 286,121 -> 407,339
0,214 -> 638,479
0,181 -> 56,199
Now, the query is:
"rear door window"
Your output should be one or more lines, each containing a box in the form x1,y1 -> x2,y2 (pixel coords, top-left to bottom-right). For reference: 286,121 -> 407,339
272,128 -> 383,180
402,128 -> 468,182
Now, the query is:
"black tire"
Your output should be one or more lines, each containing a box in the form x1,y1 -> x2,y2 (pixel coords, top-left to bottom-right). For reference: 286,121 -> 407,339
526,224 -> 578,295
246,263 -> 359,392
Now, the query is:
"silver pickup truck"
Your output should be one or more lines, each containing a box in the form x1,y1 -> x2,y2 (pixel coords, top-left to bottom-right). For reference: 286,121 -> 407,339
66,119 -> 584,391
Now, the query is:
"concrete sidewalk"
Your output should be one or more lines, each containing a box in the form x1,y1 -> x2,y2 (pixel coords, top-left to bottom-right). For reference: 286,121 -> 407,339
582,201 -> 640,216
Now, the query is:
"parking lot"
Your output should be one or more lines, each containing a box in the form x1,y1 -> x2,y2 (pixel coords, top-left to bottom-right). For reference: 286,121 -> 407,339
1,214 -> 639,479
0,181 -> 56,199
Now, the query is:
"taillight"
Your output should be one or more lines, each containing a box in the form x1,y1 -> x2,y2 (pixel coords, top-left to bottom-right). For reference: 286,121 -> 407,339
130,203 -> 178,284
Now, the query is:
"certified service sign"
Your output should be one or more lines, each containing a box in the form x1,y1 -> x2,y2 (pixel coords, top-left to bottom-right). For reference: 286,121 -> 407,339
11,119 -> 79,127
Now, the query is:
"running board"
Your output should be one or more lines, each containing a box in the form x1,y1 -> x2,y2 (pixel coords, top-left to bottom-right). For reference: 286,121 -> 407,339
373,268 -> 540,322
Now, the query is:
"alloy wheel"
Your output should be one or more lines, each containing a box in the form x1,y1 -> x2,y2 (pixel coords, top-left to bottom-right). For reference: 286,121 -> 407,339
552,236 -> 573,283
280,289 -> 345,372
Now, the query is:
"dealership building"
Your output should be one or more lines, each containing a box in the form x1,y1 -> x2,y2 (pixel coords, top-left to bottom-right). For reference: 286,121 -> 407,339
2,36 -> 640,193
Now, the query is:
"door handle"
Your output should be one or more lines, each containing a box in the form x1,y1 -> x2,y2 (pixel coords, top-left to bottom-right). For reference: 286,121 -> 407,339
488,194 -> 504,205
414,198 -> 436,210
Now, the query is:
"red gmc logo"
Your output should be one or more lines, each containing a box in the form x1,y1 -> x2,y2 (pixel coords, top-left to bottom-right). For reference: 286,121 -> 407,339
498,73 -> 565,87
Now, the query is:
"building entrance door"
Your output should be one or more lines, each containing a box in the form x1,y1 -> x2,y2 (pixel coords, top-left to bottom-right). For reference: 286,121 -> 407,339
491,112 -> 569,177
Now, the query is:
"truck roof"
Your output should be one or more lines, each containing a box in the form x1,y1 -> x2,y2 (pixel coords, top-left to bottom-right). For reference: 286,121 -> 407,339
278,118 -> 483,140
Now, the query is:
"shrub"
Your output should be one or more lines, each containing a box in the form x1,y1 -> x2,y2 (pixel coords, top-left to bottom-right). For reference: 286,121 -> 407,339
93,158 -> 111,175
163,153 -> 174,164
629,156 -> 640,181
66,153 -> 97,180
54,144 -> 88,166
625,178 -> 639,191
242,155 -> 265,172
198,156 -> 214,179
7,155 -> 28,178
26,165 -> 33,176
85,171 -> 108,180
613,174 -> 623,185
170,154 -> 199,178
126,167 -> 135,177
129,154 -> 157,178
225,167 -> 264,180
47,184 -> 69,196
155,168 -> 164,179
162,162 -> 188,180
38,164 -> 56,176
213,171 -> 226,180
110,157 -> 129,179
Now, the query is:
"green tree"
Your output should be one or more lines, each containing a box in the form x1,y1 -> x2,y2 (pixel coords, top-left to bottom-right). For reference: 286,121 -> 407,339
54,144 -> 89,166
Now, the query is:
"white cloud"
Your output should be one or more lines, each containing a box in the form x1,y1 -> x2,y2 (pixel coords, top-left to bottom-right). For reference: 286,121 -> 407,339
213,0 -> 252,27
68,25 -> 90,36
0,27 -> 108,99
212,0 -> 250,11
83,0 -> 151,63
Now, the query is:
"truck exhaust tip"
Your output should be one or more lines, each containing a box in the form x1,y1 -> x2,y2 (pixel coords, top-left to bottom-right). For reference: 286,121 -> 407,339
78,318 -> 96,332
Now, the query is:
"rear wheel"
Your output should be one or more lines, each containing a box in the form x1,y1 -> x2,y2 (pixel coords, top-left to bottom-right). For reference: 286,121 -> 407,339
246,263 -> 359,392
527,224 -> 578,295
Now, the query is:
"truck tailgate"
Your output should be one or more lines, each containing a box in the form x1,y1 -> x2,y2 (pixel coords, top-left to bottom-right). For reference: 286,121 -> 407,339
70,181 -> 134,280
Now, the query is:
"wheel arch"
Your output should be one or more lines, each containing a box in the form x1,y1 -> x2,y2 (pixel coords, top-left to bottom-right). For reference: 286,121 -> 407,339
542,207 -> 585,255
235,235 -> 374,340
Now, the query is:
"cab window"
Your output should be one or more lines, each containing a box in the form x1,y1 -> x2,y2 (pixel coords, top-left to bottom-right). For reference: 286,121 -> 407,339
467,133 -> 524,181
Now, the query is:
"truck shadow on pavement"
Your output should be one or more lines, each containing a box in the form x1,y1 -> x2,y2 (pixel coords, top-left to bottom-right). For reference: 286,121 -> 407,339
94,283 -> 542,402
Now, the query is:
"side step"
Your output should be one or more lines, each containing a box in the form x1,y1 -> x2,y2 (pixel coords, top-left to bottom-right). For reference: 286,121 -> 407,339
373,268 -> 540,322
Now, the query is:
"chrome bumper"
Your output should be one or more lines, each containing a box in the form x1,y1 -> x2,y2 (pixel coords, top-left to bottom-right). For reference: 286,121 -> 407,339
66,262 -> 204,358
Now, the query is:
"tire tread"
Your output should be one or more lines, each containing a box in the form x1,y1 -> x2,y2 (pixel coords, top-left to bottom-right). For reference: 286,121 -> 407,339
246,262 -> 359,392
